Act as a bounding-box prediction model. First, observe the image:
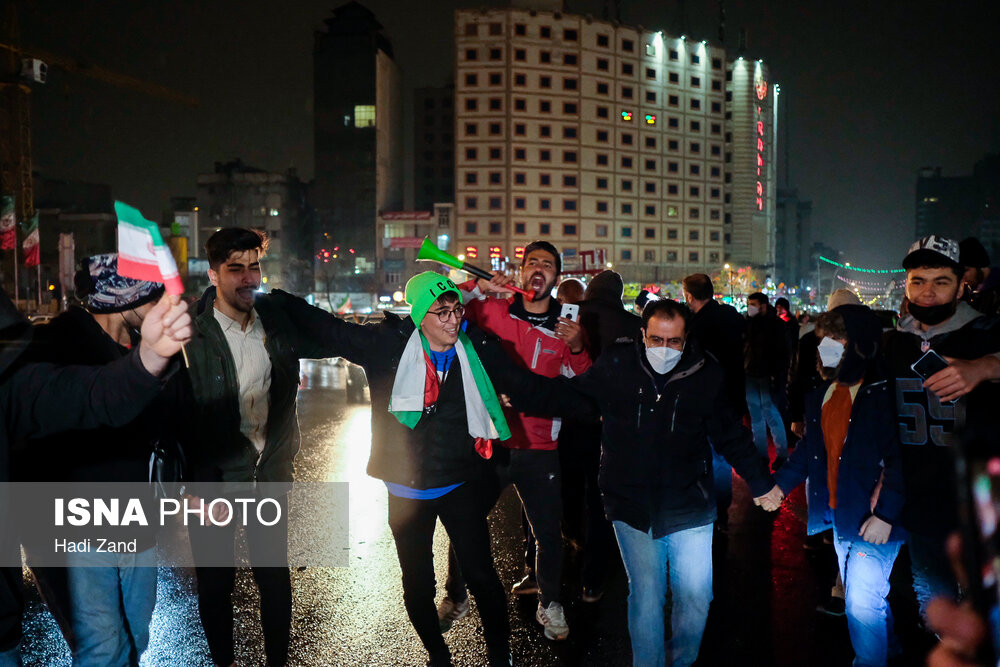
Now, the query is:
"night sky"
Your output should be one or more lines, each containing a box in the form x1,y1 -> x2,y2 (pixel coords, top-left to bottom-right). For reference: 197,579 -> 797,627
17,0 -> 998,269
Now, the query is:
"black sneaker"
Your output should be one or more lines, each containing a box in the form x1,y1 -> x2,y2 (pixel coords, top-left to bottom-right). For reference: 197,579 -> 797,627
816,596 -> 846,616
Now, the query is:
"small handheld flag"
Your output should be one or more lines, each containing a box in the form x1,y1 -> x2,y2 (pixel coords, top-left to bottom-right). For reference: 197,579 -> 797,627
115,201 -> 184,295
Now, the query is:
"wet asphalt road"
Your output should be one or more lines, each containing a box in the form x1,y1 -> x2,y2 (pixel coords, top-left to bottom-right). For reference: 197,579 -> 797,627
19,361 -> 936,666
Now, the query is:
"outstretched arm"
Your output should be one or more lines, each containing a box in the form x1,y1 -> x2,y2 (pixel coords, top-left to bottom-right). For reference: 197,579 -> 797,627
267,289 -> 378,364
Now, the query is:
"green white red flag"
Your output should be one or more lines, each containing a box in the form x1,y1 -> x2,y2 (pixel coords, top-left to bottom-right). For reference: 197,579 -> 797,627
0,196 -> 16,250
115,200 -> 184,294
22,214 -> 39,267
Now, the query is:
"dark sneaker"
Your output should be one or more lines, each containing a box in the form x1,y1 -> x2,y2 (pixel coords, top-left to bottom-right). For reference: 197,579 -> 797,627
511,574 -> 539,595
437,595 -> 470,632
582,587 -> 604,603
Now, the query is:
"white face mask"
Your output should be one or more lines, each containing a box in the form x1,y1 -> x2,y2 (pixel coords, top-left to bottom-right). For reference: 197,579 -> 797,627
646,345 -> 683,374
746,305 -> 760,318
817,336 -> 846,369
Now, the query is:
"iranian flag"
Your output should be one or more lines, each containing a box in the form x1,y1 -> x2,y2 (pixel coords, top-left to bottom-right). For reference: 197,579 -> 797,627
22,214 -> 39,267
336,295 -> 353,314
115,201 -> 184,294
0,196 -> 16,250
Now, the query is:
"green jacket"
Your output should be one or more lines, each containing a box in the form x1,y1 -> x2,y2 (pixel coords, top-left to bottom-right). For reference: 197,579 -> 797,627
183,288 -> 337,484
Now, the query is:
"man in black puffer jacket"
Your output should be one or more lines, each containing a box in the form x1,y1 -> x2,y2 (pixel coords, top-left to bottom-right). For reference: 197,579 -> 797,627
568,299 -> 780,667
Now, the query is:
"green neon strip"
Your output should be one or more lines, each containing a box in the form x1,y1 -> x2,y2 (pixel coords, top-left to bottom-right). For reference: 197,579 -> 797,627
819,256 -> 905,274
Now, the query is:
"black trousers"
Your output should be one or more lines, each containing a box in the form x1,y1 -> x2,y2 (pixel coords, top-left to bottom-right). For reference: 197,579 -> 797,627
387,477 -> 510,663
188,494 -> 291,667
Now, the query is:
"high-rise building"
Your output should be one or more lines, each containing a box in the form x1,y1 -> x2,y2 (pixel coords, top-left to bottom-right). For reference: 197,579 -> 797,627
313,1 -> 403,290
414,85 -> 456,211
196,159 -> 309,292
453,6 -> 778,282
775,187 -> 813,287
916,155 -> 1000,259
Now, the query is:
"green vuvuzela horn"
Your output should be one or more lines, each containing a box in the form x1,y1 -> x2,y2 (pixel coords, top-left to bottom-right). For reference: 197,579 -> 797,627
415,238 -> 535,302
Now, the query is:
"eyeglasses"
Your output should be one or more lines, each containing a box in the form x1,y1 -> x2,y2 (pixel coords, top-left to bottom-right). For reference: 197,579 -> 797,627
426,305 -> 465,323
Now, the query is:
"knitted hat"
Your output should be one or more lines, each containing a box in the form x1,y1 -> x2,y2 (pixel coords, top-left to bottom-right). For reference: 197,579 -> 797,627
826,288 -> 861,310
75,253 -> 164,314
404,271 -> 463,328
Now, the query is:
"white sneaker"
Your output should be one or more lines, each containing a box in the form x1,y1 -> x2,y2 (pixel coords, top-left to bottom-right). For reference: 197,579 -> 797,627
437,595 -> 470,632
535,601 -> 570,640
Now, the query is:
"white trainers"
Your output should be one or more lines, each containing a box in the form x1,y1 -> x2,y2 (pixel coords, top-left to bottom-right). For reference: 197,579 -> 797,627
535,601 -> 570,640
437,595 -> 470,632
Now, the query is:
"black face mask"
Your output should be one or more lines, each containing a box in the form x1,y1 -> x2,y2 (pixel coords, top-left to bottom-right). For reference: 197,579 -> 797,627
908,300 -> 957,326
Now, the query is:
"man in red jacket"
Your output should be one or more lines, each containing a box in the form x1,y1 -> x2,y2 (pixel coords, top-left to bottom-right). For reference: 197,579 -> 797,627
438,241 -> 591,641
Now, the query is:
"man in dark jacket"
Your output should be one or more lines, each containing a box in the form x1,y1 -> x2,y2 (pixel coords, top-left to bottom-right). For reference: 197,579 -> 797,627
959,236 -> 1000,316
569,299 -> 781,667
775,305 -> 905,666
278,271 -> 590,666
744,292 -> 791,467
579,270 -> 642,359
0,286 -> 190,667
883,235 -> 1000,621
682,274 -> 747,530
15,254 -> 178,667
184,228 -> 353,667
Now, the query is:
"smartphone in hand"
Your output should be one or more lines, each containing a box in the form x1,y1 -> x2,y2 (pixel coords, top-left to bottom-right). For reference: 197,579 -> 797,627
911,348 -> 949,380
559,303 -> 579,322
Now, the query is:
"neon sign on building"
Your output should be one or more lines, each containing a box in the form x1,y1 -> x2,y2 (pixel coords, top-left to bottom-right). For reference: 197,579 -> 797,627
753,65 -> 767,212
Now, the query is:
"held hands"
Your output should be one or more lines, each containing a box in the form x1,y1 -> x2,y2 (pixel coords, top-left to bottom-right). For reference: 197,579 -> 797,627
138,294 -> 192,375
753,485 -> 785,512
555,317 -> 584,353
924,355 -> 1000,402
858,515 -> 892,545
183,494 -> 232,525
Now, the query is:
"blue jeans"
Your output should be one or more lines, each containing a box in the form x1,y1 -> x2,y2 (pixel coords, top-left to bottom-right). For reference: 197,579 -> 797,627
613,521 -> 713,667
745,376 -> 788,460
65,547 -> 158,667
0,642 -> 20,667
832,525 -> 901,667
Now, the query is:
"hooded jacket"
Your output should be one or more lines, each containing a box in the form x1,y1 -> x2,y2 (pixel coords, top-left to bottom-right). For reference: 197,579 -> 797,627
0,288 -> 174,652
884,300 -> 1000,536
578,270 -> 642,360
570,337 -> 774,538
775,305 -> 906,542
459,282 -> 592,451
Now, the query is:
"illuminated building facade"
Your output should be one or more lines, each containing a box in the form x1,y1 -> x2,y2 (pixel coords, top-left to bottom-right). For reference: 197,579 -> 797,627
453,6 -> 778,281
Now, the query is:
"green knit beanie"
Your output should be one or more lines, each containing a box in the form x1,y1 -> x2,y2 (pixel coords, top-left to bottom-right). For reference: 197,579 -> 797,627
404,271 -> 463,328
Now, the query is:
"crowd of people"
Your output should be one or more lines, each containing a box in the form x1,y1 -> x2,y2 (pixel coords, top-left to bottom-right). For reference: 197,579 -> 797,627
0,229 -> 998,667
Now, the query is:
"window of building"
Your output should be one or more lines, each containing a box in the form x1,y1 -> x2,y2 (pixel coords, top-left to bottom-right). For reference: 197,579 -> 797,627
596,201 -> 609,212
709,230 -> 721,242
465,73 -> 478,87
710,166 -> 721,177
644,226 -> 656,238
597,82 -> 609,95
712,79 -> 722,91
710,187 -> 720,198
621,132 -> 634,145
540,25 -> 551,38
710,123 -> 722,135
487,22 -> 501,35
645,91 -> 657,103
667,250 -> 678,261
689,207 -> 700,219
515,23 -> 526,36
621,249 -> 632,261
488,197 -> 501,210
466,148 -> 477,160
515,221 -> 526,234
564,78 -> 578,90
515,123 -> 526,135
668,139 -> 679,151
712,57 -> 722,69
489,221 -> 501,234
489,73 -> 501,86
644,249 -> 656,262
596,224 -> 609,237
489,172 -> 501,184
514,148 -> 526,160
597,106 -> 609,118
690,120 -> 701,132
690,98 -> 701,110
489,122 -> 501,135
621,156 -> 633,168
564,224 -> 578,235
563,126 -> 577,139
464,123 -> 477,136
540,222 -> 551,234
710,144 -> 721,156
691,54 -> 700,65
689,185 -> 700,197
514,98 -> 526,111
563,175 -> 577,187
667,161 -> 679,173
489,48 -> 502,60
540,149 -> 551,161
597,130 -> 609,142
540,51 -> 551,63
597,58 -> 609,71
622,39 -> 634,51
540,125 -> 552,137
621,202 -> 633,214
465,197 -> 477,209
689,142 -> 701,154
667,185 -> 679,196
691,76 -> 701,87
711,101 -> 721,113
668,117 -> 679,128
564,53 -> 578,65
669,49 -> 678,61
688,251 -> 699,262
622,86 -> 634,99
597,34 -> 609,47
540,76 -> 552,88
644,159 -> 656,170
645,137 -> 657,149
465,23 -> 478,36
540,173 -> 551,186
622,63 -> 634,76
540,199 -> 551,210
489,147 -> 501,159
465,48 -> 477,61
596,153 -> 609,166
564,102 -> 578,114
465,172 -> 477,185
514,172 -> 526,184
690,164 -> 700,176
515,49 -> 526,61
645,181 -> 656,193
621,178 -> 633,191
689,229 -> 700,241
563,151 -> 577,163
465,98 -> 477,112
645,67 -> 656,80
540,100 -> 551,112
621,226 -> 633,238
667,228 -> 678,239
563,199 -> 578,212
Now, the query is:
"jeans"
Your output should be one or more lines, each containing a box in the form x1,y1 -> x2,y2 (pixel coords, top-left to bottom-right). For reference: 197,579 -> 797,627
613,521 -> 713,667
832,525 -> 901,667
64,547 -> 158,667
448,448 -> 565,606
908,531 -> 959,622
388,477 -> 510,664
745,376 -> 788,460
188,494 -> 291,667
0,643 -> 19,667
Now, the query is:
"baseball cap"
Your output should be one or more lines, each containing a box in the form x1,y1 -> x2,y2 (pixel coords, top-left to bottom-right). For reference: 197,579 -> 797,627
902,235 -> 961,270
